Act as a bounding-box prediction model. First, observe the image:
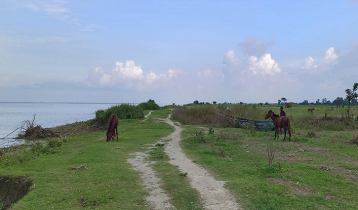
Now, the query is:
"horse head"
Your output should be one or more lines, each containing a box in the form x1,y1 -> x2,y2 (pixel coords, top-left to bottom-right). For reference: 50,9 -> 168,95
265,110 -> 273,119
106,131 -> 113,142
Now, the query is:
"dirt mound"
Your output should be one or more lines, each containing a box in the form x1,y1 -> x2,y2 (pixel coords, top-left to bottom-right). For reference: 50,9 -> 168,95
0,176 -> 33,210
24,125 -> 61,139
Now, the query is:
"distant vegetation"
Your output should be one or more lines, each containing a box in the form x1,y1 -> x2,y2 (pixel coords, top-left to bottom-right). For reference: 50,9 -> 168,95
138,99 -> 160,110
95,104 -> 144,125
95,100 -> 161,126
173,103 -> 358,131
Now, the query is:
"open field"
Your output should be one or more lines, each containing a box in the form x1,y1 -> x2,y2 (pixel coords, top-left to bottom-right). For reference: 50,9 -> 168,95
1,105 -> 358,209
175,104 -> 358,209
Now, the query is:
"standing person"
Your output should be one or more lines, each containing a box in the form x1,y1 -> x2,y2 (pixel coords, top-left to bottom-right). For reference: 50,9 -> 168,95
280,106 -> 286,116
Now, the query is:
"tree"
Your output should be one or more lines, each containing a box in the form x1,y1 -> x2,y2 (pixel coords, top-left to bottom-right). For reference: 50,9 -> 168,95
316,99 -> 320,105
322,98 -> 327,105
278,99 -> 281,105
213,101 -> 217,105
281,98 -> 287,103
333,97 -> 344,107
345,83 -> 358,117
301,100 -> 309,105
193,100 -> 199,105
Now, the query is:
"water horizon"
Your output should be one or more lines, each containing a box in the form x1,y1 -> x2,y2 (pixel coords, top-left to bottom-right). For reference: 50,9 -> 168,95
0,102 -> 121,148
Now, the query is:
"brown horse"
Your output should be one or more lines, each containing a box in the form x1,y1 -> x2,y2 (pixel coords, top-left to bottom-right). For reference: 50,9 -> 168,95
106,114 -> 119,142
308,108 -> 315,112
265,109 -> 291,141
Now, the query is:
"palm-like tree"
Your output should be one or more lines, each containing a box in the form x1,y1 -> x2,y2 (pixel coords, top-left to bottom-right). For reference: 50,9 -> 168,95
345,83 -> 358,117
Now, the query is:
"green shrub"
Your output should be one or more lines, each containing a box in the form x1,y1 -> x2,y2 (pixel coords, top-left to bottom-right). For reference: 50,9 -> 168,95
95,104 -> 144,125
138,99 -> 160,110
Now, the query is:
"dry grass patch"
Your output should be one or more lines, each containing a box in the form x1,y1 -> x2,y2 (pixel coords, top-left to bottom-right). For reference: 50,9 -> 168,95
270,179 -> 313,197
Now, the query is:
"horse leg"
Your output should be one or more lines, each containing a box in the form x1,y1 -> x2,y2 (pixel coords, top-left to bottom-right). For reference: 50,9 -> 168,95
116,126 -> 118,142
287,121 -> 292,141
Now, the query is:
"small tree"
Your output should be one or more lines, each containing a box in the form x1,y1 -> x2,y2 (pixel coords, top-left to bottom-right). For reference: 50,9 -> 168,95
278,99 -> 281,105
316,99 -> 320,105
322,98 -> 327,105
345,83 -> 358,117
281,97 -> 287,103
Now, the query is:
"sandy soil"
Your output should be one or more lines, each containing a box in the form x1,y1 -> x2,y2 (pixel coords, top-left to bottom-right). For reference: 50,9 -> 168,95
164,115 -> 242,210
128,113 -> 242,210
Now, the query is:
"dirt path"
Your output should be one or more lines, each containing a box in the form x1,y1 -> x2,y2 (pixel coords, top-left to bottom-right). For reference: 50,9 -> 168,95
164,115 -> 242,210
128,112 -> 242,209
140,111 -> 153,122
127,151 -> 174,209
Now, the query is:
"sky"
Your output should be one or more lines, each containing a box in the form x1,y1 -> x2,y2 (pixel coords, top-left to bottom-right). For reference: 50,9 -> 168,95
1,0 -> 358,105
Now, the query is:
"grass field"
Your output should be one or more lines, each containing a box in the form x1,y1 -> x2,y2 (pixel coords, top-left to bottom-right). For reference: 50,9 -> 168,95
177,104 -> 358,209
2,105 -> 358,209
0,110 -> 178,209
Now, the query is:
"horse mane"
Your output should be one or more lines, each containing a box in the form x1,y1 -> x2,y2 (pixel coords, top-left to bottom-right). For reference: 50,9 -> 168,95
107,114 -> 115,134
272,111 -> 279,117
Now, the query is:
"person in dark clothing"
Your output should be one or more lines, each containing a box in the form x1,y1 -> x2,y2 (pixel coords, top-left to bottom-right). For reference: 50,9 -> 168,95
280,106 -> 286,116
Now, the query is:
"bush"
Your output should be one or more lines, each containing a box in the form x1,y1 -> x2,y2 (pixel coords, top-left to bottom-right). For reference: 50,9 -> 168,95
138,99 -> 160,110
172,105 -> 231,127
95,104 -> 144,125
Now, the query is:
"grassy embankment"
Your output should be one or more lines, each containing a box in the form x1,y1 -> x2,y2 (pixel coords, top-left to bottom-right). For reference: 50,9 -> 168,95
0,109 -> 202,210
173,104 -> 358,209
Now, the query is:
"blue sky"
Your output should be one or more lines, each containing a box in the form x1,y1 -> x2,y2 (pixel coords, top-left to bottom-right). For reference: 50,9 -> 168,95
1,0 -> 358,105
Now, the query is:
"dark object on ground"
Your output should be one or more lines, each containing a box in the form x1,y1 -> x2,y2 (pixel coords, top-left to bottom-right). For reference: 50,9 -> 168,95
24,125 -> 61,139
0,176 -> 33,210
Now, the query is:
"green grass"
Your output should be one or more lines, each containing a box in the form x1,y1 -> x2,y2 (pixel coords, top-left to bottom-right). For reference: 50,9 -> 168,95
180,124 -> 358,209
0,109 -> 174,210
3,105 -> 358,209
148,145 -> 203,210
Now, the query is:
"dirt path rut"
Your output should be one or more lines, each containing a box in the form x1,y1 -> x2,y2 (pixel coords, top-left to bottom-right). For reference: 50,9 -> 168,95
164,116 -> 242,210
128,113 -> 242,209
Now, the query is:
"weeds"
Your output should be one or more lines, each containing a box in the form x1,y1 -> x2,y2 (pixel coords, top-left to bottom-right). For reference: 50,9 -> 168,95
267,132 -> 275,167
0,139 -> 64,167
208,127 -> 214,135
172,105 -> 230,127
349,132 -> 358,145
307,130 -> 316,138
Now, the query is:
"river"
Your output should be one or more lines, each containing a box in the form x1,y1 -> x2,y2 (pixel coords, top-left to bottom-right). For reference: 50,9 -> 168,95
0,102 -> 117,148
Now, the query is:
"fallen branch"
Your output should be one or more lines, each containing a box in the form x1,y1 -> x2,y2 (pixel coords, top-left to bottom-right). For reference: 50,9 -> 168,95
69,165 -> 88,170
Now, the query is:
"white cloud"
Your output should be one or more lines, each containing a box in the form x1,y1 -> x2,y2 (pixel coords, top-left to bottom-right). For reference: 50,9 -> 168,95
86,60 -> 180,90
324,47 -> 338,64
302,56 -> 318,70
302,47 -> 338,71
223,50 -> 240,68
114,60 -> 143,80
247,53 -> 281,76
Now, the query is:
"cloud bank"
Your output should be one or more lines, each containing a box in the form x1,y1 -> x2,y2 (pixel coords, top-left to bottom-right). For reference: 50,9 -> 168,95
86,60 -> 180,90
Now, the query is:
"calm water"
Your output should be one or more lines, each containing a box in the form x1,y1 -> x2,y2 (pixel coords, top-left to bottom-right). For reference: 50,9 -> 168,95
0,102 -> 116,148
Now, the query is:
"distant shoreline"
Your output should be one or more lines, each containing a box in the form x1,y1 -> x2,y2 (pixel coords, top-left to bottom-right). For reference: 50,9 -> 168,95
0,102 -> 139,105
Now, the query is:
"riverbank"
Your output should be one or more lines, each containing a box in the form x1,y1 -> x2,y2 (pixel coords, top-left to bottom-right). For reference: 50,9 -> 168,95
0,109 -> 175,209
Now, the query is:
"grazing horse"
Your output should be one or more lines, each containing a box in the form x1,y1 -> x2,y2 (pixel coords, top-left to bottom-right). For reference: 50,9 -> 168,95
265,110 -> 291,141
106,114 -> 119,142
308,108 -> 315,112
